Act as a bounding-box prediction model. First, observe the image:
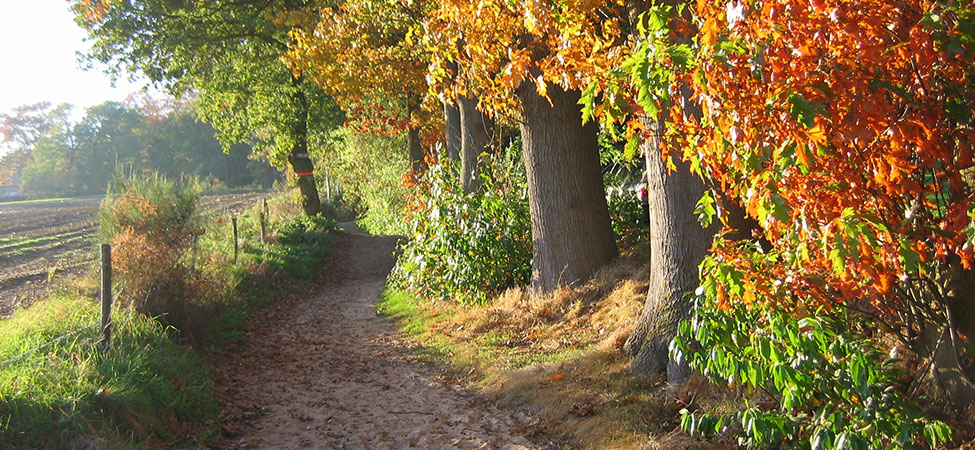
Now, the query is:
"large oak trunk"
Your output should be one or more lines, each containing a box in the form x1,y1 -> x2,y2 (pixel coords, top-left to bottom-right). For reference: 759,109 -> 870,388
458,96 -> 494,191
291,85 -> 322,216
516,83 -> 617,292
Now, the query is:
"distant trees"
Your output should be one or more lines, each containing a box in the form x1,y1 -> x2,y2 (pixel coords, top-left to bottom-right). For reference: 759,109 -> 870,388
9,100 -> 275,199
0,102 -> 70,186
71,0 -> 345,215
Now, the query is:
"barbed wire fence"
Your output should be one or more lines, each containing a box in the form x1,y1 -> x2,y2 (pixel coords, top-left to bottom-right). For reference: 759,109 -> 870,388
0,196 -> 271,370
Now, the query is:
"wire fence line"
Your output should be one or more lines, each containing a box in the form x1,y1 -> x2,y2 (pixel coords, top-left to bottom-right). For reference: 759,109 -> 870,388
0,323 -> 100,369
1,195 -> 271,369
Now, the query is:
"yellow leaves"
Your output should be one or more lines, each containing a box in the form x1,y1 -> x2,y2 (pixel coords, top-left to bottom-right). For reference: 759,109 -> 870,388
535,75 -> 549,99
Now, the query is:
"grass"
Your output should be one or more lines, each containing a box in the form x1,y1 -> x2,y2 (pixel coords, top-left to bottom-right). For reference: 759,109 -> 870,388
378,248 -> 726,449
0,295 -> 215,449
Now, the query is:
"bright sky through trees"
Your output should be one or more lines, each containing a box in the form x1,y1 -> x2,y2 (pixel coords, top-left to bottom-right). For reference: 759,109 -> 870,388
0,1 -> 148,136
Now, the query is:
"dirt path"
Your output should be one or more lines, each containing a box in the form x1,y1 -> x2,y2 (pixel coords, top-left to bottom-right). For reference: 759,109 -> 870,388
214,228 -> 545,449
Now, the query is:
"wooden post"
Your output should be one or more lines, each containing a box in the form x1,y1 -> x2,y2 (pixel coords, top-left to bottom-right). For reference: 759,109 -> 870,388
325,166 -> 331,202
232,216 -> 239,263
259,199 -> 266,245
100,244 -> 112,353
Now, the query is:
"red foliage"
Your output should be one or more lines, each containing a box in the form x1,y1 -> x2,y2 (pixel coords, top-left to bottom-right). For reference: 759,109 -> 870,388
666,0 -> 975,311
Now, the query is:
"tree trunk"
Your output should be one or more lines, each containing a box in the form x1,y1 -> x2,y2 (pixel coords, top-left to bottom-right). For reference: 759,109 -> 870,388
406,93 -> 427,173
444,101 -> 461,163
623,115 -> 717,381
458,95 -> 494,191
290,83 -> 322,216
618,0 -> 718,382
517,82 -> 617,292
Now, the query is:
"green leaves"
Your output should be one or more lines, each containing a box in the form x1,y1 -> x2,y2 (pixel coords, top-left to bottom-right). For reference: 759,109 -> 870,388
390,145 -> 532,303
671,284 -> 953,449
695,190 -> 717,228
786,93 -> 827,129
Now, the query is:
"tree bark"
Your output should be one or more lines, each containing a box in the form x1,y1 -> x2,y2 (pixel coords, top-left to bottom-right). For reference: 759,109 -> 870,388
516,82 -> 618,292
622,128 -> 717,380
406,93 -> 427,173
290,82 -> 322,216
444,101 -> 461,163
458,95 -> 494,191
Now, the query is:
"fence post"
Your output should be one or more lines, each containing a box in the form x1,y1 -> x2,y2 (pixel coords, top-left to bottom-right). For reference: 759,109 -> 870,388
99,244 -> 112,353
325,166 -> 331,202
259,199 -> 266,245
232,216 -> 239,263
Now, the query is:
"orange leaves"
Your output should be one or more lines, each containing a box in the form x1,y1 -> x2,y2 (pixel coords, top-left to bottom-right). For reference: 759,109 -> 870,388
501,48 -> 532,91
678,0 -> 975,315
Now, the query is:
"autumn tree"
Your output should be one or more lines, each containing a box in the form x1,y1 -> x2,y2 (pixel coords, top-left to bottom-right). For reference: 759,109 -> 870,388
599,1 -> 726,380
626,0 -> 975,403
425,1 -> 622,291
71,0 -> 339,215
286,0 -> 500,188
285,0 -> 432,171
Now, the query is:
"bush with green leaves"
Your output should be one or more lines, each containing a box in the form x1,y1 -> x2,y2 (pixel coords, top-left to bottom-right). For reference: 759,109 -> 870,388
670,289 -> 952,449
606,188 -> 649,249
275,213 -> 335,247
390,145 -> 531,303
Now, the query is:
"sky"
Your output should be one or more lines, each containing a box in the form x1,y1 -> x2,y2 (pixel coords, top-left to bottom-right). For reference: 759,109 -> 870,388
0,1 -> 151,119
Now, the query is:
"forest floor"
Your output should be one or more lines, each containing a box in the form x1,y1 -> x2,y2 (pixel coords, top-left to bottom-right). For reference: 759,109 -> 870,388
212,225 -> 550,449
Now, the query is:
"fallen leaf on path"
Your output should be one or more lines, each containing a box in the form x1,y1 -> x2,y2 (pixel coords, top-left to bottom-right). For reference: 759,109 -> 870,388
570,402 -> 595,417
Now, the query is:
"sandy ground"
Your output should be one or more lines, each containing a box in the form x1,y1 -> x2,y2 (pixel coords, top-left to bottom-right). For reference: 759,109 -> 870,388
213,225 -> 546,449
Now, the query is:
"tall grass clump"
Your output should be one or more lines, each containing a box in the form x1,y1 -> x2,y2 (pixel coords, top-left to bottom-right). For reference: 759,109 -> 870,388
0,295 -> 215,448
96,172 -> 209,338
390,143 -> 531,303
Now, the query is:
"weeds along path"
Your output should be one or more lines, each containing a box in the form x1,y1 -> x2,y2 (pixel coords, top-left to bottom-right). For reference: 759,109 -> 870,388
214,227 -> 542,449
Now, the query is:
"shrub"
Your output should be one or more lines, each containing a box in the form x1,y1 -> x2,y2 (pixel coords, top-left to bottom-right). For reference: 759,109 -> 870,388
390,143 -> 531,303
606,187 -> 649,249
671,286 -> 952,449
97,172 -> 206,335
275,213 -> 335,247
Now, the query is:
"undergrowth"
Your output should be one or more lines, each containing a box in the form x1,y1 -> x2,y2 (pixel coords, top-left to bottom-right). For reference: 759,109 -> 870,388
390,146 -> 531,304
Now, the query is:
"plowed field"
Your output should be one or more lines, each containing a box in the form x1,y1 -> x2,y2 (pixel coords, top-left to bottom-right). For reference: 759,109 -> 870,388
0,191 -> 269,316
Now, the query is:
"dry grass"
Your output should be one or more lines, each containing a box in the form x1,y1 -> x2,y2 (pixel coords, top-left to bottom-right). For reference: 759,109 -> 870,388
383,249 -> 743,449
